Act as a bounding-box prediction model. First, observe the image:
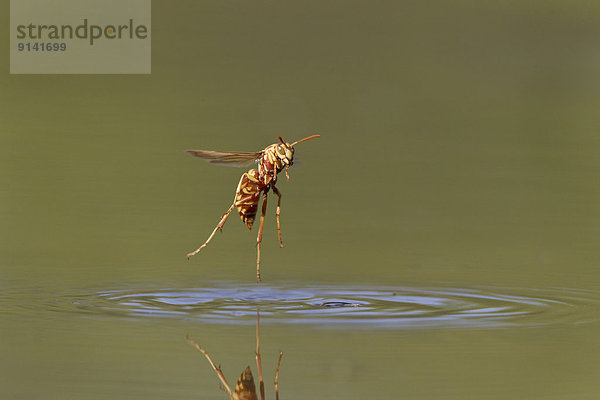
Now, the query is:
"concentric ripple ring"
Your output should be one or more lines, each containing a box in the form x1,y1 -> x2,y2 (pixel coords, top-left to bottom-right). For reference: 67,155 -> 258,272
61,283 -> 600,330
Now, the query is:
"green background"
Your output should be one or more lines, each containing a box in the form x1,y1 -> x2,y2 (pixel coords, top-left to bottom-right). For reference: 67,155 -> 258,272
2,1 -> 600,399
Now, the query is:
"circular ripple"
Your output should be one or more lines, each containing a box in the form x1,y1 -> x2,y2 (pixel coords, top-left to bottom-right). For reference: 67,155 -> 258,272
65,284 -> 600,329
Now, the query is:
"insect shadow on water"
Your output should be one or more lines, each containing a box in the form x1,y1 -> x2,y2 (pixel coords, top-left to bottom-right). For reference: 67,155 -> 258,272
187,311 -> 283,400
185,135 -> 320,282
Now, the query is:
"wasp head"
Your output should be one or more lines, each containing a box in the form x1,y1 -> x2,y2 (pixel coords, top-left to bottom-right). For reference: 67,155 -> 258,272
275,137 -> 295,165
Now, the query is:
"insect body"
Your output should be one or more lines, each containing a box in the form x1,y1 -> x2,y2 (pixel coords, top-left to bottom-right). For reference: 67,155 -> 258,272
186,134 -> 320,282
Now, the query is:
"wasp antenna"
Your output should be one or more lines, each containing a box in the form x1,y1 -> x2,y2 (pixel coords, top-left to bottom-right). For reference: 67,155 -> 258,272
290,134 -> 320,147
276,136 -> 286,144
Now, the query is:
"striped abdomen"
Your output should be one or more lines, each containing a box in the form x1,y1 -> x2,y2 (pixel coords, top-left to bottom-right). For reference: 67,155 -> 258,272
235,169 -> 263,229
233,366 -> 258,400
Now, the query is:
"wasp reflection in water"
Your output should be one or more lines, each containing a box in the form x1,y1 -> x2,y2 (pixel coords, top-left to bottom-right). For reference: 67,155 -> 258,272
187,312 -> 283,400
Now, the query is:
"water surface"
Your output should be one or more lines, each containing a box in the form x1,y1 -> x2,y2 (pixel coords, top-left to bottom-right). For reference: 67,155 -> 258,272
80,283 -> 600,329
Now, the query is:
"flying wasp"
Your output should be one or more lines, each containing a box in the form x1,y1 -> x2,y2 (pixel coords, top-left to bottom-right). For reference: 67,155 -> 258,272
185,134 -> 320,282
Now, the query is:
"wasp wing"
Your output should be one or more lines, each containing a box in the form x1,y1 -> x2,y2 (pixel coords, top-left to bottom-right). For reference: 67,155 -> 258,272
185,150 -> 263,167
233,366 -> 258,400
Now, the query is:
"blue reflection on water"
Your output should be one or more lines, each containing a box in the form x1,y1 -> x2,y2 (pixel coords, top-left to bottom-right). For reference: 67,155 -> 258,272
75,283 -> 600,330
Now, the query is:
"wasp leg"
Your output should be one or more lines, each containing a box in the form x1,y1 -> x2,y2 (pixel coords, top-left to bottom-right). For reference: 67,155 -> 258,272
256,192 -> 268,282
186,336 -> 233,397
255,311 -> 265,400
272,185 -> 283,248
186,203 -> 235,259
274,351 -> 283,400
